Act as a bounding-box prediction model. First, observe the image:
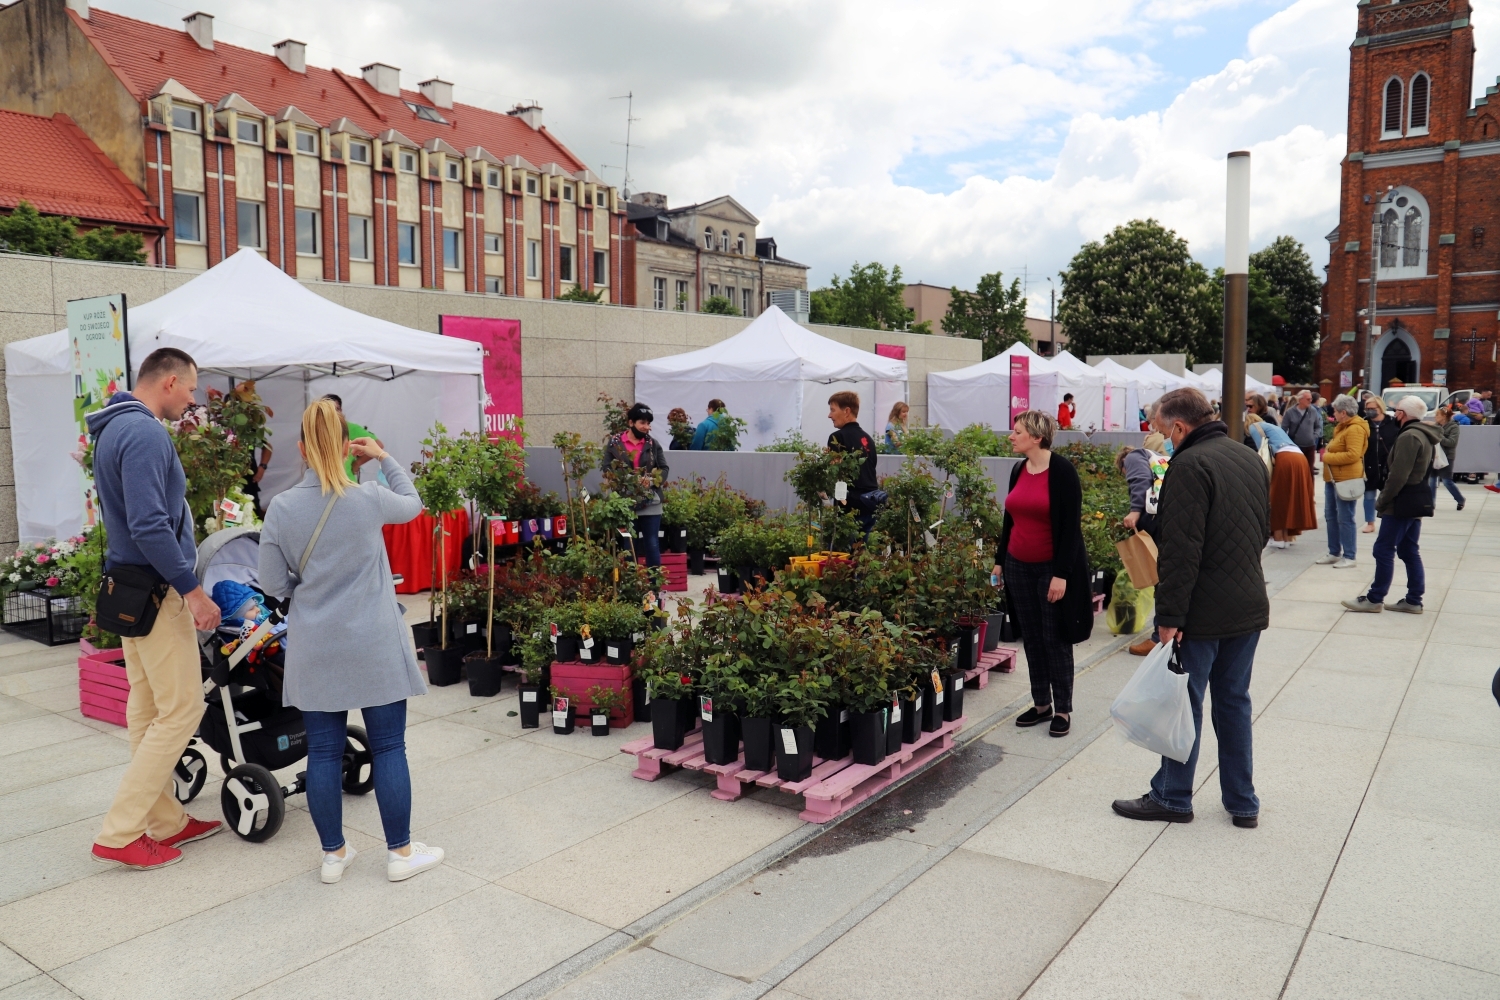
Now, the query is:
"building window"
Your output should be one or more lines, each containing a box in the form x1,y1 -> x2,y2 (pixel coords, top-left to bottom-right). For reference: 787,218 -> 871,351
1377,187 -> 1430,277
743,288 -> 752,316
347,141 -> 370,164
593,249 -> 607,285
1383,78 -> 1403,138
725,285 -> 736,305
443,229 -> 462,270
1409,73 -> 1431,134
399,150 -> 417,173
709,283 -> 719,298
485,275 -> 501,293
398,222 -> 418,265
487,169 -> 500,187
527,239 -> 540,278
562,184 -> 574,202
703,227 -> 714,249
676,279 -> 688,310
445,160 -> 461,182
236,200 -> 262,248
171,105 -> 199,132
295,129 -> 319,155
295,209 -> 319,254
1402,206 -> 1423,267
653,276 -> 667,310
236,118 -> 261,144
484,232 -> 502,253
720,230 -> 730,252
736,233 -> 746,255
526,177 -> 538,195
349,216 -> 371,260
173,192 -> 201,242
559,245 -> 574,282
595,191 -> 606,207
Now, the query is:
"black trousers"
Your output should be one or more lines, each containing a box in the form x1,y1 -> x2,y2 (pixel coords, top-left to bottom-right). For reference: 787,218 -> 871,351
1004,553 -> 1075,714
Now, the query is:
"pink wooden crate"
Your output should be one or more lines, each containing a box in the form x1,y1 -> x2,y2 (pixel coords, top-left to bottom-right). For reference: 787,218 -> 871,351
79,646 -> 128,728
550,661 -> 633,729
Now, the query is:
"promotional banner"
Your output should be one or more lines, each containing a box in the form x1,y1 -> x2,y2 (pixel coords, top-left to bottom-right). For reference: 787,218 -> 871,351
439,315 -> 522,442
1009,354 -> 1030,428
68,294 -> 129,528
874,343 -> 907,361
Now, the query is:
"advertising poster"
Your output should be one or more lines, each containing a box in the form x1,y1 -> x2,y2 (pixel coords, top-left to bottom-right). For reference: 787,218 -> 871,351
439,315 -> 522,442
1009,354 -> 1030,428
1339,370 -> 1353,388
67,294 -> 128,528
874,343 -> 906,361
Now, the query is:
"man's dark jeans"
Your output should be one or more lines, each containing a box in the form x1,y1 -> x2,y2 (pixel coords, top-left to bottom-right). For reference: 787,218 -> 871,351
634,514 -> 662,569
1366,515 -> 1424,606
1149,632 -> 1260,817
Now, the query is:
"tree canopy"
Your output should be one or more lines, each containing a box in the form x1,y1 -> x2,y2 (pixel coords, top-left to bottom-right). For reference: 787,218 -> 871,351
808,261 -> 914,330
1248,236 -> 1321,382
0,202 -> 146,263
941,270 -> 1029,359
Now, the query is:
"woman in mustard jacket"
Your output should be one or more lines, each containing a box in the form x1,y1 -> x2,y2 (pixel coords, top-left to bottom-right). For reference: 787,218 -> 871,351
1317,395 -> 1369,568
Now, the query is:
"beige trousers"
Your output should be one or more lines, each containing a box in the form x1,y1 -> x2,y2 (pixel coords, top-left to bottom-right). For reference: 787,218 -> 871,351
96,589 -> 205,848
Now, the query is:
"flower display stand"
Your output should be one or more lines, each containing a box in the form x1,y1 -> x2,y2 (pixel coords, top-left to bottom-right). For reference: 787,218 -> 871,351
962,646 -> 1018,691
549,661 -> 633,729
79,646 -> 128,727
641,552 -> 689,592
619,715 -> 965,824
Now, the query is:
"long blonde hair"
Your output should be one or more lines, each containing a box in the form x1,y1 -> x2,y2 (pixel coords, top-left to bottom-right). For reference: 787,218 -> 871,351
301,398 -> 353,496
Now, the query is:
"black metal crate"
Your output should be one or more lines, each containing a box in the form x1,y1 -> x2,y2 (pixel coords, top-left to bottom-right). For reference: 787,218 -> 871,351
2,587 -> 87,646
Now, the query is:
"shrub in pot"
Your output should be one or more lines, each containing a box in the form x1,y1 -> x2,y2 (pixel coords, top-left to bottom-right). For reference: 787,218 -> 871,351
774,670 -> 831,782
587,600 -> 646,666
635,621 -> 702,750
549,602 -> 584,663
736,672 -> 780,772
696,654 -> 744,766
464,650 -> 504,697
587,685 -> 624,736
411,620 -> 441,651
884,692 -> 904,756
549,686 -> 575,735
516,634 -> 551,729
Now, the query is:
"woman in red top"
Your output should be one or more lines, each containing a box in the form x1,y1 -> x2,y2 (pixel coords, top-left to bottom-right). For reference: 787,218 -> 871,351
993,410 -> 1093,737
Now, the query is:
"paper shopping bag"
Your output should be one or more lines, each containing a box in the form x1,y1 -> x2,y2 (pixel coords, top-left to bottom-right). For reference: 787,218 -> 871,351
1116,529 -> 1159,590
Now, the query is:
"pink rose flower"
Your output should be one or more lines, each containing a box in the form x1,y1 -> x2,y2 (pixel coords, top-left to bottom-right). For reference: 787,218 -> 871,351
34,555 -> 48,564
45,577 -> 59,587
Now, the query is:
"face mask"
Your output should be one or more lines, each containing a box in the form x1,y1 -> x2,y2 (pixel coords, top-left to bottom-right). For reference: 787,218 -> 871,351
1163,439 -> 1175,457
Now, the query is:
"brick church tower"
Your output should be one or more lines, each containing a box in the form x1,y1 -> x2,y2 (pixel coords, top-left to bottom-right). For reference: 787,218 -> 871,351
1320,0 -> 1500,395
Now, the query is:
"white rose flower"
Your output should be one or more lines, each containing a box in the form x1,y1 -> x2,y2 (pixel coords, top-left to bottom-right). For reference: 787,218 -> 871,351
8,573 -> 19,583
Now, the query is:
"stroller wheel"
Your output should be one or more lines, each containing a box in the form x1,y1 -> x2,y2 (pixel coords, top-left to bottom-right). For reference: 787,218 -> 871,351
342,725 -> 375,796
173,747 -> 207,804
221,763 -> 285,842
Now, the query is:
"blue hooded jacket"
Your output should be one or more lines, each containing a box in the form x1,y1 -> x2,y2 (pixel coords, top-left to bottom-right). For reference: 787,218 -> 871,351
85,392 -> 199,595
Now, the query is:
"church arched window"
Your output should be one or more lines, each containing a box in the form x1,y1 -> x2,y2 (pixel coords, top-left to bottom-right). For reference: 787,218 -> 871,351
1383,78 -> 1404,138
1402,206 -> 1423,266
1409,73 -> 1430,134
1381,209 -> 1399,268
1377,187 -> 1430,278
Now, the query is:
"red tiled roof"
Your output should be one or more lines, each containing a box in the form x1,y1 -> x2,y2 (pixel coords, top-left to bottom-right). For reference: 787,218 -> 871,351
73,6 -> 586,173
0,109 -> 164,229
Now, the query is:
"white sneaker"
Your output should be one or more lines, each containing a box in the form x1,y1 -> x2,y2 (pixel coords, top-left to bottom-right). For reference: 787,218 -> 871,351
1269,540 -> 1289,549
388,842 -> 444,882
1314,554 -> 1339,565
321,845 -> 357,884
1333,558 -> 1357,569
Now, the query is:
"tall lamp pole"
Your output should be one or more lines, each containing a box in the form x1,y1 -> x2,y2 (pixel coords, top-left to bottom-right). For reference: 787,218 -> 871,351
1223,151 -> 1251,443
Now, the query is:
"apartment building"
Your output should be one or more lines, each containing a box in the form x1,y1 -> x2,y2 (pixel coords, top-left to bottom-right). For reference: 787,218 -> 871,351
0,0 -> 629,301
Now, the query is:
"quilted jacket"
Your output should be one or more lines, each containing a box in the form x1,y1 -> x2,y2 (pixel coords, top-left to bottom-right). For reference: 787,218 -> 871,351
1154,421 -> 1272,639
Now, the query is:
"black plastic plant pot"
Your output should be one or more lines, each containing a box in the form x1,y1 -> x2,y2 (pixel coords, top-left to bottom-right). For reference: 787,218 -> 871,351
412,620 -> 441,651
651,697 -> 685,751
552,703 -> 576,735
851,709 -> 887,766
701,710 -> 741,766
590,712 -> 611,736
577,639 -> 602,664
717,568 -> 740,594
920,677 -> 944,733
631,678 -> 650,723
885,701 -> 904,755
450,619 -> 485,649
669,529 -> 689,554
464,654 -> 504,698
943,670 -> 966,723
688,549 -> 706,576
952,626 -> 979,673
519,684 -> 542,728
776,725 -> 815,782
604,637 -> 634,665
423,646 -> 465,687
554,634 -> 581,663
814,706 -> 851,760
489,626 -> 516,665
742,716 -> 776,771
983,614 -> 1003,653
678,693 -> 699,733
901,693 -> 923,744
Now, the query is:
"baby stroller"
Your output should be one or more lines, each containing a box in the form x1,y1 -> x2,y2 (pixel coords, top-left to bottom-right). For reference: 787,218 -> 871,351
171,527 -> 374,842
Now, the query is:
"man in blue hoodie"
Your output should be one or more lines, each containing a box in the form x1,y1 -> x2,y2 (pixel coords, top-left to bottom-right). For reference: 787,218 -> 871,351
88,347 -> 223,871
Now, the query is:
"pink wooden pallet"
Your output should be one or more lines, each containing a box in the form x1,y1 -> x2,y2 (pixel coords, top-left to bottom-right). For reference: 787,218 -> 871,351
619,715 -> 965,823
1092,592 -> 1106,614
962,646 -> 1018,690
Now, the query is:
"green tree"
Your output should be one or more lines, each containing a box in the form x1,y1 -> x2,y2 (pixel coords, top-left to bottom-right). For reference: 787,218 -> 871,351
1056,219 -> 1217,364
558,285 -> 604,303
1249,235 -> 1321,382
808,261 -> 914,330
701,295 -> 740,315
0,202 -> 145,263
941,271 -> 1030,359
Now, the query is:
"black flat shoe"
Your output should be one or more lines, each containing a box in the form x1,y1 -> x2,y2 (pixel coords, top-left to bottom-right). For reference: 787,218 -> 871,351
1016,706 -> 1054,727
1049,715 -> 1071,737
1111,794 -> 1193,823
1233,815 -> 1258,829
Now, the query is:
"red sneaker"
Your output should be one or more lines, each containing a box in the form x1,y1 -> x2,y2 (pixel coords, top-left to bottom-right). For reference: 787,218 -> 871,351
1485,484 -> 1500,494
159,817 -> 223,849
92,834 -> 182,870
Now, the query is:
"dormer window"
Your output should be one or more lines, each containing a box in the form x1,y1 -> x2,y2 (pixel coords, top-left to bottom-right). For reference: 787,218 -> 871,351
703,227 -> 714,249
1383,78 -> 1404,139
563,184 -> 574,202
403,101 -> 448,124
445,160 -> 461,182
295,129 -> 318,155
487,169 -> 500,187
656,219 -> 668,241
172,105 -> 199,132
595,191 -> 606,207
736,233 -> 746,255
235,118 -> 261,144
720,229 -> 730,253
398,150 -> 417,173
1409,73 -> 1430,135
526,177 -> 538,195
347,141 -> 369,164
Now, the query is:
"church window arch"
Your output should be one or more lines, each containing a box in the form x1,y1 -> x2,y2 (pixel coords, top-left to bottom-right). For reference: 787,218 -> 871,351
1382,77 -> 1404,138
1409,73 -> 1430,135
1377,186 -> 1430,278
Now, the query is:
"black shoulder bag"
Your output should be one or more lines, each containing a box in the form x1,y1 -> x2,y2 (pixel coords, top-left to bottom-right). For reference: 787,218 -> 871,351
96,564 -> 170,638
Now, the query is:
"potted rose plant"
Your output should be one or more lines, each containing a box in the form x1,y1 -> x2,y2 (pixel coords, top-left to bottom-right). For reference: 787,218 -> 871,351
516,633 -> 551,729
773,669 -> 831,782
586,684 -> 624,736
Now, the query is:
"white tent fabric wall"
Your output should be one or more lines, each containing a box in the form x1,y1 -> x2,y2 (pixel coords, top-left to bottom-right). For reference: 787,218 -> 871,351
928,343 -> 1101,432
1054,351 -> 1132,430
633,306 -> 907,451
1091,357 -> 1149,429
6,248 -> 483,543
1132,360 -> 1191,401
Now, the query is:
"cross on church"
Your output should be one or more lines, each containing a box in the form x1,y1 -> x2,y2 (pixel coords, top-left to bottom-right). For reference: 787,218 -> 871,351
1459,329 -> 1488,367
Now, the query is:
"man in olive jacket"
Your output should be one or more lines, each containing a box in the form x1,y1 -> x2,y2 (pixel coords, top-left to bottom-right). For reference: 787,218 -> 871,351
1113,388 -> 1270,828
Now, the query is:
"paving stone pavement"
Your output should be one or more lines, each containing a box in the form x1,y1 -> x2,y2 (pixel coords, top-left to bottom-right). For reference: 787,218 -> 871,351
0,487 -> 1494,999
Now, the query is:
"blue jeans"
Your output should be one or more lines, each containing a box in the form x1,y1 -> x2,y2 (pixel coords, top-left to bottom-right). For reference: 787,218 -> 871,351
1429,474 -> 1464,506
1367,516 -> 1424,606
634,513 -> 662,568
1149,633 -> 1260,817
302,701 -> 412,852
1363,488 -> 1377,525
1323,482 -> 1357,559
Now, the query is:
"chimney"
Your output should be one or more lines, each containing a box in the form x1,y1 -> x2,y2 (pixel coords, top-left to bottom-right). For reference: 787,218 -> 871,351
418,78 -> 453,110
507,102 -> 543,130
183,12 -> 213,50
274,39 -> 306,74
64,0 -> 88,18
362,63 -> 401,97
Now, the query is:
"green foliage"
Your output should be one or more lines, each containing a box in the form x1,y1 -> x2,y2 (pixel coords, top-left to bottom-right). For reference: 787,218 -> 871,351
715,513 -> 810,571
704,411 -> 746,451
941,271 -> 1031,360
170,382 -> 271,537
910,319 -> 934,336
700,295 -> 740,315
516,633 -> 552,684
597,392 -> 631,441
786,446 -> 865,509
410,423 -> 465,514
558,285 -> 605,302
808,262 -> 914,331
582,598 -> 648,640
455,431 -> 526,516
872,459 -> 945,552
951,423 -> 1012,456
662,476 -> 761,552
756,430 -> 820,453
896,425 -> 946,457
1055,442 -> 1131,573
1249,236 -> 1321,383
587,684 -> 626,719
667,411 -> 696,450
0,202 -> 146,263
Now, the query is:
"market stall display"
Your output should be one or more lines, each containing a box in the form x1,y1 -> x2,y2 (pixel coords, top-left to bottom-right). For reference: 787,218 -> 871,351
927,342 -> 1104,432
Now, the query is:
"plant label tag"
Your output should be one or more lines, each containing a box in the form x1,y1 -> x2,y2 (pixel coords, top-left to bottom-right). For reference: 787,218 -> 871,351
522,691 -> 537,703
632,632 -> 644,642
834,481 -> 848,502
924,531 -> 937,547
554,696 -> 569,712
219,498 -> 244,524
582,637 -> 594,649
780,728 -> 799,756
700,696 -> 713,722
593,714 -> 607,726
617,527 -> 632,539
466,623 -> 477,634
891,705 -> 902,723
607,646 -> 620,658
915,696 -> 923,711
580,489 -> 590,503
839,709 -> 849,723
542,518 -> 552,533
808,534 -> 817,549
955,675 -> 964,690
931,670 -> 945,704
552,711 -> 567,727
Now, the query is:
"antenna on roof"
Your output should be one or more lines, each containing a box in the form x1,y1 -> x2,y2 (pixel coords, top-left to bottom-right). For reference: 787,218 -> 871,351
610,91 -> 639,198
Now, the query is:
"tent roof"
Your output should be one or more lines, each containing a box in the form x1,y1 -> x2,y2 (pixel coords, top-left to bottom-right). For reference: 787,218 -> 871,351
1193,367 -> 1276,395
634,305 -> 906,383
1133,360 -> 1188,387
1053,350 -> 1124,384
928,341 -> 1100,386
1093,356 -> 1161,387
8,248 -> 482,380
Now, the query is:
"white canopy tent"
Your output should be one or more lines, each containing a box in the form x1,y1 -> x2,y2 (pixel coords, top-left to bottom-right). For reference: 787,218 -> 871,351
1133,360 -> 1191,399
1053,351 -> 1128,429
7,248 -> 483,542
633,306 -> 907,451
1193,367 -> 1275,398
928,342 -> 1104,432
1091,356 -> 1157,428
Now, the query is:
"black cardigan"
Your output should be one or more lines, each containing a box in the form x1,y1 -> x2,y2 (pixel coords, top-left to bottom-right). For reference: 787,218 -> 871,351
995,453 -> 1095,645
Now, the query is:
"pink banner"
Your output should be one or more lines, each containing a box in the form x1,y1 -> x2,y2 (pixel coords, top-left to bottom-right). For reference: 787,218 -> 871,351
1009,355 -> 1030,427
440,315 -> 522,442
875,343 -> 907,361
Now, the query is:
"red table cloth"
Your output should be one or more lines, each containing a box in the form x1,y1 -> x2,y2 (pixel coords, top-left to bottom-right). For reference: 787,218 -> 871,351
385,510 -> 469,594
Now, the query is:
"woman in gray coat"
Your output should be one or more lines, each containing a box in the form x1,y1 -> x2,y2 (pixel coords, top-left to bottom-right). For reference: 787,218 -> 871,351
259,399 -> 443,885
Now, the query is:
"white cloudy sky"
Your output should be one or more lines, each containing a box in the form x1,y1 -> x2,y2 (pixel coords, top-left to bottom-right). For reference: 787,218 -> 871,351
103,0 -> 1500,305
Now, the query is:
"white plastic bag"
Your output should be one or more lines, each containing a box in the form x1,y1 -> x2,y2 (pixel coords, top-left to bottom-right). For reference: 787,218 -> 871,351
1110,642 -> 1196,763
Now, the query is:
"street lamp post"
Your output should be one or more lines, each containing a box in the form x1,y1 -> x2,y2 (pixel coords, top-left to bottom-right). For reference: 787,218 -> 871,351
1223,151 -> 1251,443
